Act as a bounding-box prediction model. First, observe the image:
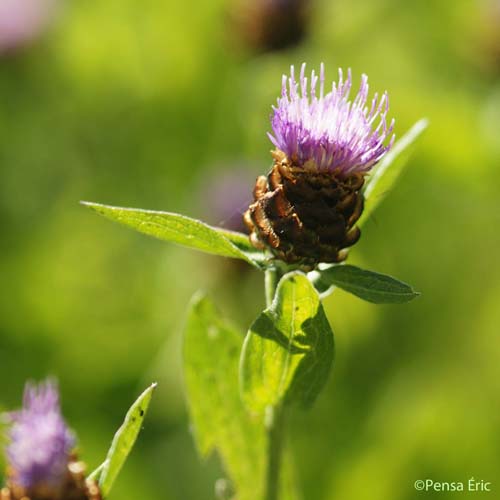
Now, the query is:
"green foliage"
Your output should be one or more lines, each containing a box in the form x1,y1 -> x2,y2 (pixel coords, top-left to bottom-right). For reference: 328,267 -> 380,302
1,0 -> 497,498
81,202 -> 264,268
359,119 -> 428,227
98,383 -> 156,497
313,265 -> 419,304
215,227 -> 260,255
240,272 -> 334,414
183,294 -> 268,500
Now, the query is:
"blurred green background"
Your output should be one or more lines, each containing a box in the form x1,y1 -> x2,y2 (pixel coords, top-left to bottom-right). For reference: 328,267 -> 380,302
1,0 -> 499,499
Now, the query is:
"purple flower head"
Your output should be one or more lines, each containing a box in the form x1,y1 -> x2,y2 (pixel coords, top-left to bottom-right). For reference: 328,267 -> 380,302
268,63 -> 395,175
5,380 -> 75,490
0,0 -> 57,55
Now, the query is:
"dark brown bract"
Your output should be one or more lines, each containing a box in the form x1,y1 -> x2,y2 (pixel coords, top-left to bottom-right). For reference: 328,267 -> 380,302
244,150 -> 365,268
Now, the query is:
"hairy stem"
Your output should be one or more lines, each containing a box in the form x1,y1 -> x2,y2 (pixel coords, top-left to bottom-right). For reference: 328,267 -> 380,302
264,267 -> 286,500
265,404 -> 285,500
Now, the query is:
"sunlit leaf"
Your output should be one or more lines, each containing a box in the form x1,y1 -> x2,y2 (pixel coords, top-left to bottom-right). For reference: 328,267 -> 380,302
240,272 -> 334,413
314,265 -> 419,304
184,294 -> 299,500
359,119 -> 428,227
183,294 -> 267,500
99,383 -> 156,497
216,227 -> 258,253
81,202 -> 263,267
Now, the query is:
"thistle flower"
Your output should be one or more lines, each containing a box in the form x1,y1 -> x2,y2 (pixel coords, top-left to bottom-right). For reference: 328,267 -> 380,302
2,380 -> 100,500
244,64 -> 395,267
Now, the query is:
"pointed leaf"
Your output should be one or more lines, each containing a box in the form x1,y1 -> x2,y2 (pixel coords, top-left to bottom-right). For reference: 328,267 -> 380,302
183,294 -> 268,500
87,461 -> 105,483
359,119 -> 428,227
81,202 -> 263,267
216,227 -> 259,254
314,265 -> 419,304
240,272 -> 334,413
99,383 -> 156,496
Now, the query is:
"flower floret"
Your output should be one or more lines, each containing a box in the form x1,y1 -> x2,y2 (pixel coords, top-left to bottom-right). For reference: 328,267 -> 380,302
268,63 -> 395,174
6,380 -> 75,489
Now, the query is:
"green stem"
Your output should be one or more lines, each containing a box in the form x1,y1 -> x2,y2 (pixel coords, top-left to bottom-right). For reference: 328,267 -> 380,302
263,265 -> 287,499
265,268 -> 279,307
265,405 -> 285,500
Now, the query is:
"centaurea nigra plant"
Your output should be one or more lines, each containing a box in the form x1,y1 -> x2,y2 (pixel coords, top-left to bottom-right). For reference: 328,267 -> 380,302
1,380 -> 156,500
83,63 -> 427,500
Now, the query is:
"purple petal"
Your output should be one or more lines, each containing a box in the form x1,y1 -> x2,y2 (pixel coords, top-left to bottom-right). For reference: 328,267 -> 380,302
268,64 -> 395,174
5,379 -> 75,490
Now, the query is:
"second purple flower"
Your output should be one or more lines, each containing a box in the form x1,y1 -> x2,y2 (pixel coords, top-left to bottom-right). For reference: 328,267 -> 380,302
1,380 -> 100,500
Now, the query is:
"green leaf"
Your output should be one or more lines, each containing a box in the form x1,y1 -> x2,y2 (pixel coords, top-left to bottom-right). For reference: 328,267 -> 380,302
81,202 -> 263,268
183,294 -> 268,500
314,265 -> 419,304
87,461 -> 105,483
240,272 -> 334,413
358,119 -> 428,227
216,227 -> 259,254
98,383 -> 156,497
